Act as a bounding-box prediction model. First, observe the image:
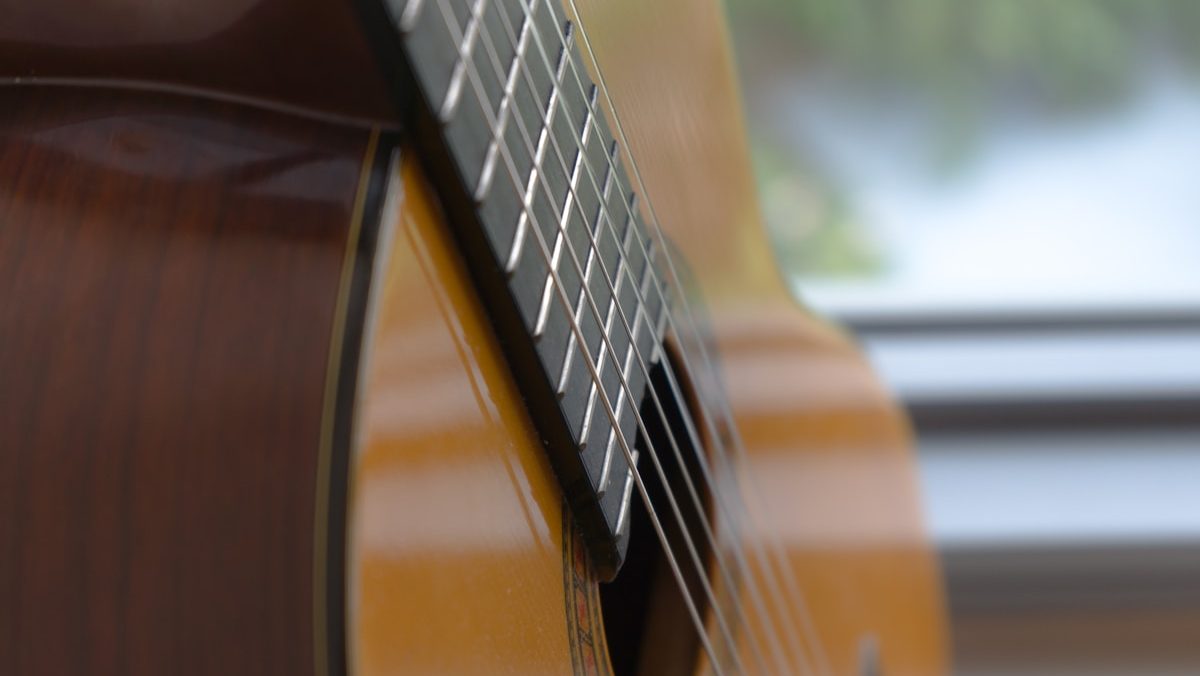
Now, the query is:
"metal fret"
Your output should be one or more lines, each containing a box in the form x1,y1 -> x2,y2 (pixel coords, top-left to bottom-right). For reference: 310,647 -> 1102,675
614,454 -> 639,536
559,114 -> 611,401
532,147 -> 579,337
397,0 -> 426,32
440,0 -> 490,121
534,90 -> 593,340
504,170 -> 536,272
596,199 -> 644,498
591,286 -> 621,487
597,297 -> 643,497
578,384 -> 599,450
576,211 -> 619,456
504,21 -> 571,274
532,230 -> 563,336
474,3 -> 534,201
594,191 -> 641,497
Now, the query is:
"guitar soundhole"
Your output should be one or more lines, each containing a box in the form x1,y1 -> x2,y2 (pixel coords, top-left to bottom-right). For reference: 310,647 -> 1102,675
598,352 -> 713,675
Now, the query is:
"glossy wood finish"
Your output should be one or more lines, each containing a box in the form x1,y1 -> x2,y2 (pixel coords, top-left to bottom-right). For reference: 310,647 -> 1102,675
348,152 -> 612,675
569,0 -> 951,672
0,0 -> 395,124
0,88 -> 375,675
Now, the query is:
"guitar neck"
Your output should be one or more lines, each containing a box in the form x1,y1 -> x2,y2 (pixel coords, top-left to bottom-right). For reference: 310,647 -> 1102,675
382,0 -> 679,578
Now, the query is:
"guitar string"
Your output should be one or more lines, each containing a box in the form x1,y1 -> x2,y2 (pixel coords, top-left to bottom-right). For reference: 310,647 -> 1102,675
491,0 -> 824,671
429,4 -> 743,671
551,2 -> 837,672
490,4 -> 834,673
470,5 -> 796,673
476,11 -> 810,676
430,1 -> 740,671
432,0 -> 835,672
470,0 -> 824,671
489,1 -> 830,671
472,4 -> 802,672
433,3 -> 767,671
559,6 -> 839,672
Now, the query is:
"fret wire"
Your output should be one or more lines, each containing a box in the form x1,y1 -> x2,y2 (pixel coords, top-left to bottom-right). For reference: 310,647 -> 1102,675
554,335 -> 575,395
596,299 -> 640,497
430,1 -> 729,670
557,117 -> 610,399
503,9 -> 569,275
532,98 -> 589,339
613,449 -> 640,534
502,169 -> 534,272
482,4 -> 799,673
530,238 -> 558,337
566,137 -> 615,405
558,0 -> 834,671
592,205 -> 629,495
399,0 -> 427,32
598,217 -> 658,498
474,4 -> 533,201
440,0 -> 490,121
531,158 -> 574,337
576,382 -> 596,447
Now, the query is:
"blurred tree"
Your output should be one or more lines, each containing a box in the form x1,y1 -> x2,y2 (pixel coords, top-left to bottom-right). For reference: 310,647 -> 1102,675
732,0 -> 1200,111
727,0 -> 1200,278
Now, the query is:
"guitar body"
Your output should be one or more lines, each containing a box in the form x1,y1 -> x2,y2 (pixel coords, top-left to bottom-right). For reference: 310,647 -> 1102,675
0,1 -> 946,675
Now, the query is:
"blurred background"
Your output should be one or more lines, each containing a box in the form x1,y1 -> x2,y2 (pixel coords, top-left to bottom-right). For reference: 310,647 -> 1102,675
724,1 -> 1200,674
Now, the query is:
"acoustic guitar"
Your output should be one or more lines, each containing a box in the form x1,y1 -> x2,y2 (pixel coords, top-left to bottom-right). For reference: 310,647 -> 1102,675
0,0 -> 947,673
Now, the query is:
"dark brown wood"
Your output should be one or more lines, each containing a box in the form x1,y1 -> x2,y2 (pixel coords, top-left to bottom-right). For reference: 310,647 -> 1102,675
0,87 -> 374,675
0,0 -> 396,124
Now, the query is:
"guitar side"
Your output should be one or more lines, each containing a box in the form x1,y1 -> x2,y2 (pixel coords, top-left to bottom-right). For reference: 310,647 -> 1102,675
348,151 -> 614,675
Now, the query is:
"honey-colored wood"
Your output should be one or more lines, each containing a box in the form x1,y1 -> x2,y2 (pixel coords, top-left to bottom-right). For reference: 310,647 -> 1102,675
348,152 -> 612,676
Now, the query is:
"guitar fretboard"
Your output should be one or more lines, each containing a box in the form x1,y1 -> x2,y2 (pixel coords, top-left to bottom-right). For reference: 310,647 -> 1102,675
383,0 -> 671,577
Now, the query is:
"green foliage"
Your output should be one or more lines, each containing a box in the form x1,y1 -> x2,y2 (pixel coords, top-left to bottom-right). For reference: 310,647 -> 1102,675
732,0 -> 1200,110
729,0 -> 1200,278
752,141 -> 883,278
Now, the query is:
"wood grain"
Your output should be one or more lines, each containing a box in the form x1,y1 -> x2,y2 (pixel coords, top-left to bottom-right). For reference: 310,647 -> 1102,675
0,87 -> 373,675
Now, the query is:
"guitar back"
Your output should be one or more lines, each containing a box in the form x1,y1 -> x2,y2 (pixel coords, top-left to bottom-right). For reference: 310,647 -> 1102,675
0,0 -> 947,674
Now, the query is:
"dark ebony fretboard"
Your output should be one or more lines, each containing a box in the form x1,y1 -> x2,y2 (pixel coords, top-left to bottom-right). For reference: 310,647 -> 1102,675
379,0 -> 672,577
